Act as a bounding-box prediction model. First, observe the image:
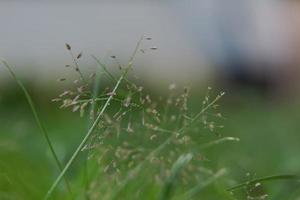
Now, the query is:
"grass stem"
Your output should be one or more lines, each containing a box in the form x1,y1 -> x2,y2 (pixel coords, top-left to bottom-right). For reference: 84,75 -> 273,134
1,60 -> 73,197
44,36 -> 144,199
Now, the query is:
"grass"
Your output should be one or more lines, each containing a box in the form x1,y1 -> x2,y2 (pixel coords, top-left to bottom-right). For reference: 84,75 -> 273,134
227,174 -> 299,192
44,37 -> 144,199
1,60 -> 73,196
1,38 -> 300,199
1,88 -> 300,199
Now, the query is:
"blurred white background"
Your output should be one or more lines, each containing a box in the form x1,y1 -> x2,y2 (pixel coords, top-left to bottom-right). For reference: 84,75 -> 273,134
0,1 -> 206,85
1,0 -> 300,90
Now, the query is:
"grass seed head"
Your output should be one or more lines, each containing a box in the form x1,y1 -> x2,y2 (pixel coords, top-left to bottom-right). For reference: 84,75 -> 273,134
76,52 -> 82,59
65,43 -> 71,50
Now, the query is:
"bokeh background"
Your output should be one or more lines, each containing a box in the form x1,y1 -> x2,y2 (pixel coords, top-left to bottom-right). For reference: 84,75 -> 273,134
1,1 -> 300,199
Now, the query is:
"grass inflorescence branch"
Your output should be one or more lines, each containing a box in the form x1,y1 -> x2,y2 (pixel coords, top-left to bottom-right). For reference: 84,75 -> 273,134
44,36 -> 145,199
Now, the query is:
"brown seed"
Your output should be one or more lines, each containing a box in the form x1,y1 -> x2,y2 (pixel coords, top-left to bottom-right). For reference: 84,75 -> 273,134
57,78 -> 66,82
65,43 -> 71,50
106,91 -> 116,96
72,105 -> 80,112
150,46 -> 158,50
77,52 -> 82,59
184,87 -> 188,94
168,83 -> 176,90
52,98 -> 61,102
65,64 -> 71,67
77,86 -> 84,93
59,91 -> 69,97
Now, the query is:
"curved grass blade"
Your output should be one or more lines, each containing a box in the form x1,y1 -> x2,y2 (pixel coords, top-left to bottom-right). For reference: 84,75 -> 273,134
199,137 -> 240,150
160,153 -> 193,200
227,174 -> 299,191
1,60 -> 73,196
183,168 -> 227,199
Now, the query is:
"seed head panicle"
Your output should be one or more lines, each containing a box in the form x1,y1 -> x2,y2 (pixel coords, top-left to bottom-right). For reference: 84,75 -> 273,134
48,38 -> 236,199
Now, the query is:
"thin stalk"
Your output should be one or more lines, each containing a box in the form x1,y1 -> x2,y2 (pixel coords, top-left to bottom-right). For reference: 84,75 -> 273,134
199,137 -> 240,150
69,51 -> 86,84
83,64 -> 102,200
44,36 -> 144,199
1,60 -> 73,196
183,168 -> 227,198
91,55 -> 117,83
227,174 -> 299,191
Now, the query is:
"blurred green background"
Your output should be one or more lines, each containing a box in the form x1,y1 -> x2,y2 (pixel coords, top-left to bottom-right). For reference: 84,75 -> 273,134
1,81 -> 300,199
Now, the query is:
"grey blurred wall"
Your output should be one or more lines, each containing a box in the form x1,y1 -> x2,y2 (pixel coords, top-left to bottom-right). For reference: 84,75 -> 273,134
0,1 -> 297,88
0,1 -> 208,86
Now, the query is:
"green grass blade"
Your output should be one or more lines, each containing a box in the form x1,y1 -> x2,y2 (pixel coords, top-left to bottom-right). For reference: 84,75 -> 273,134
199,137 -> 240,150
1,60 -> 73,196
159,153 -> 193,200
227,174 -> 299,191
83,65 -> 102,198
91,55 -> 117,83
183,168 -> 227,199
